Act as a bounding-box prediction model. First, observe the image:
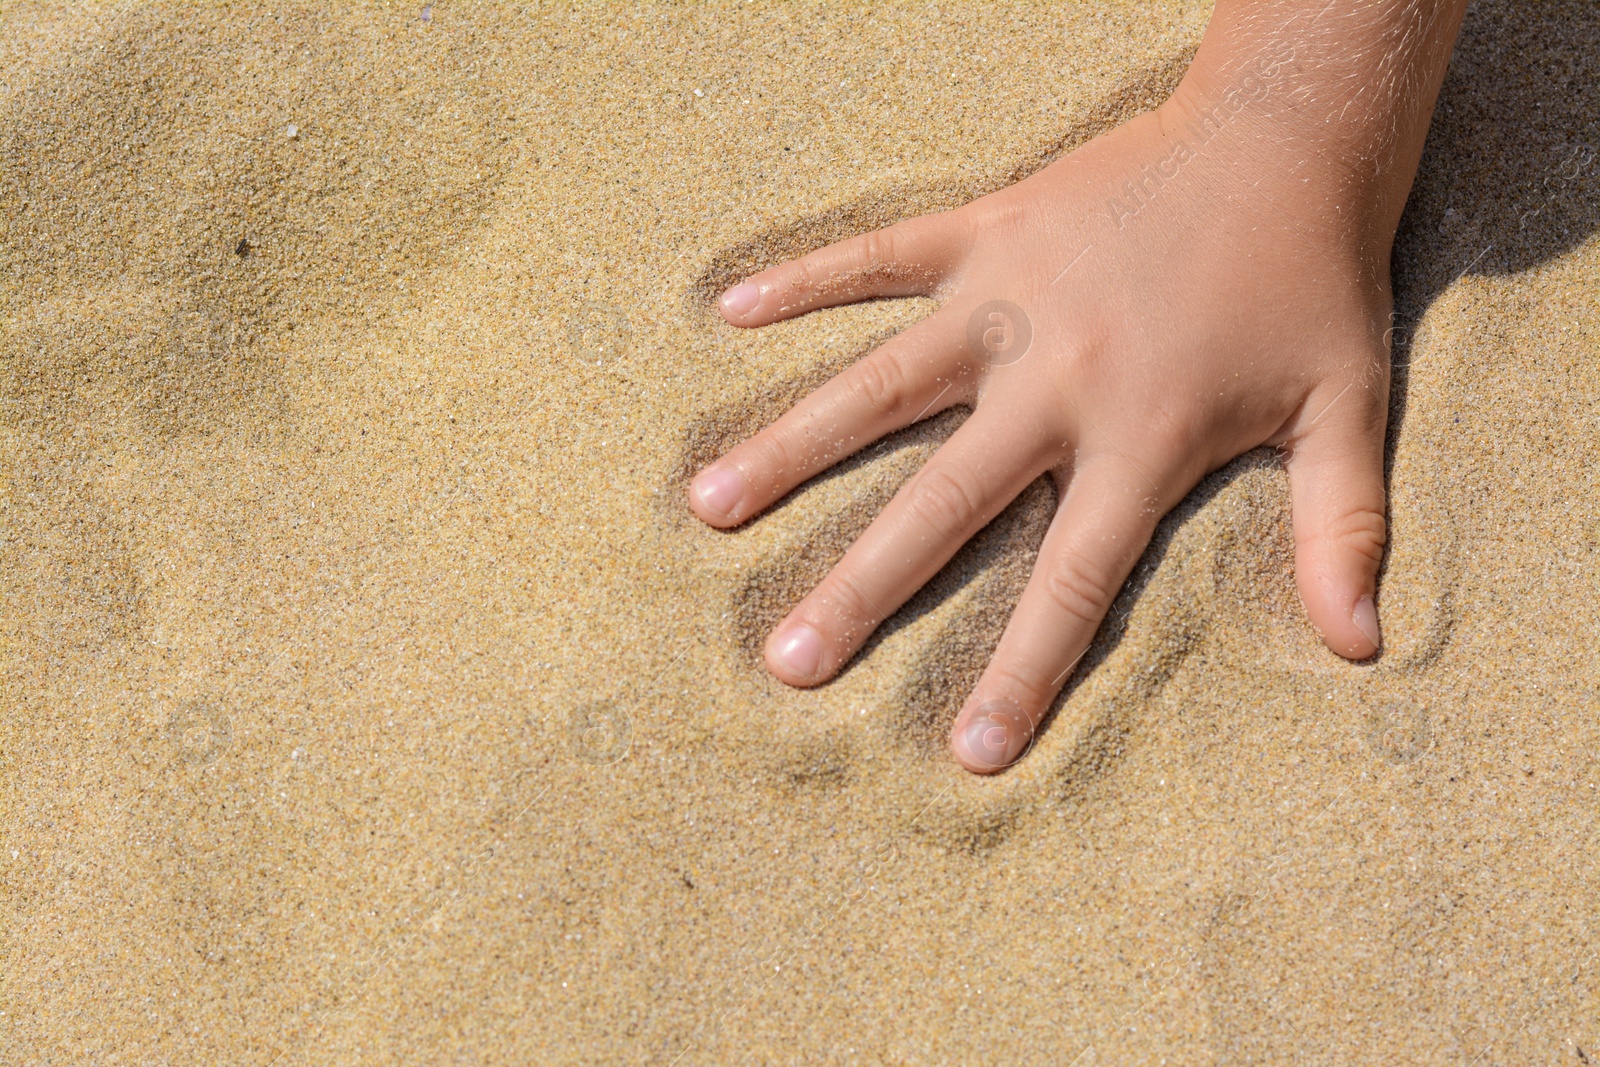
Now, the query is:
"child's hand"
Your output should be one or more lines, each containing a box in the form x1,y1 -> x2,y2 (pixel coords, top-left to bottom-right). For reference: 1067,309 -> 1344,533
689,1 -> 1466,773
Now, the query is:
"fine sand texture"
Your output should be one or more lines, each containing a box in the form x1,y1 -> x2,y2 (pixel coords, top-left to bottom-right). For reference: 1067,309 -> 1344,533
3,2 -> 1598,1063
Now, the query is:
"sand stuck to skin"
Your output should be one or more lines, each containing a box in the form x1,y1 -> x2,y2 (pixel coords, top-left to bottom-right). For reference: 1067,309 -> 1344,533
3,2 -> 1598,1063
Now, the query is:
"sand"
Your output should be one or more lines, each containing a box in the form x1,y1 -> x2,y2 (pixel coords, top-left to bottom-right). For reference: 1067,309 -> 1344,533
2,1 -> 1597,1063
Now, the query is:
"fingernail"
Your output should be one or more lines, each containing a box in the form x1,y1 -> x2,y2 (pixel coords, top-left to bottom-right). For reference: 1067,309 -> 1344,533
773,622 -> 824,680
953,698 -> 1032,773
1352,595 -> 1381,650
720,282 -> 760,317
693,467 -> 745,519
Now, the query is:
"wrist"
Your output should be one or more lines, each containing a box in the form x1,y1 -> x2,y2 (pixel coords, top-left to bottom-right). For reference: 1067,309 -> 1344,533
1165,0 -> 1468,244
1157,61 -> 1407,262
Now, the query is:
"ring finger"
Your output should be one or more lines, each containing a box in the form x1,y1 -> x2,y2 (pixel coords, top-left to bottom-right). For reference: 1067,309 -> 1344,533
690,311 -> 974,528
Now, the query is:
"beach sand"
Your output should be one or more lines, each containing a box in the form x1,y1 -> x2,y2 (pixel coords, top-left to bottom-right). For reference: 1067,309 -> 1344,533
2,1 -> 1597,1062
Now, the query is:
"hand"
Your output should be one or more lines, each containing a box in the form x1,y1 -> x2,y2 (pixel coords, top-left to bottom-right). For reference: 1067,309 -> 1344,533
689,85 -> 1398,774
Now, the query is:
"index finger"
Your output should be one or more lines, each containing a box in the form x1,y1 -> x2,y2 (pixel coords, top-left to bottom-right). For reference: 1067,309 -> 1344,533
951,457 -> 1168,773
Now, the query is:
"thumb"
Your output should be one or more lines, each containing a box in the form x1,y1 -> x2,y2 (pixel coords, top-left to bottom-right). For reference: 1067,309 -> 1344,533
1285,399 -> 1389,660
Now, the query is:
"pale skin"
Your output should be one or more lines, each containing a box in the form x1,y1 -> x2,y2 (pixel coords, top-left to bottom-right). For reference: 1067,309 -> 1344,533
689,0 -> 1472,773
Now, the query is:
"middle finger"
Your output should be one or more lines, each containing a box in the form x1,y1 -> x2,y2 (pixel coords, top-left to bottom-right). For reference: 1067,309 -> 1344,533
764,402 -> 1059,686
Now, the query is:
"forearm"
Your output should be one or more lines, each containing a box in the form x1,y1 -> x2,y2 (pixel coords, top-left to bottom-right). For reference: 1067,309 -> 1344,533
1167,0 -> 1470,248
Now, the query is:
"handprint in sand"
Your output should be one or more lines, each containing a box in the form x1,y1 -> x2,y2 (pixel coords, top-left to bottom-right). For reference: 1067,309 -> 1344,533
690,0 -> 1471,773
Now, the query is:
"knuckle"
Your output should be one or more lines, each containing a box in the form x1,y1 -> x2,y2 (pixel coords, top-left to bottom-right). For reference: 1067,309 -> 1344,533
819,572 -> 882,629
965,189 -> 1024,234
1040,548 -> 1117,629
985,662 -> 1054,709
859,224 -> 901,267
784,254 -> 819,301
1297,506 -> 1387,567
906,465 -> 983,540
848,351 -> 909,414
741,431 -> 791,481
1334,508 -> 1388,565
